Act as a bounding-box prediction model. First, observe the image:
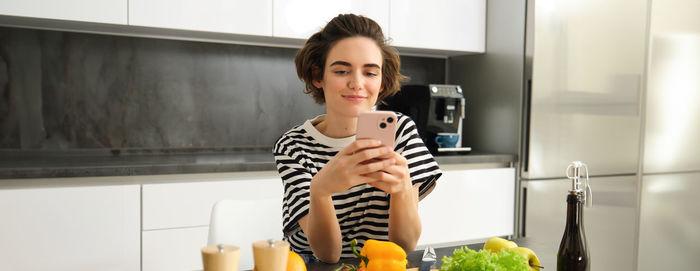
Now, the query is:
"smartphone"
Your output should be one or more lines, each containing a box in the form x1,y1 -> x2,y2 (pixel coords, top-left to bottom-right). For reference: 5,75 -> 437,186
356,110 -> 397,148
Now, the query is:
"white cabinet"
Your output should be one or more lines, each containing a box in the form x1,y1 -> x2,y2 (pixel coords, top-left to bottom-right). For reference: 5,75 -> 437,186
418,166 -> 515,246
390,0 -> 486,53
129,0 -> 272,36
273,0 -> 389,39
0,0 -> 126,24
0,185 -> 140,271
1,0 -> 485,55
141,171 -> 283,271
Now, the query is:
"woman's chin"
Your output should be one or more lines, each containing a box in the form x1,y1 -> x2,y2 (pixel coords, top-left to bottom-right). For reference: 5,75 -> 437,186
331,105 -> 373,118
351,107 -> 374,116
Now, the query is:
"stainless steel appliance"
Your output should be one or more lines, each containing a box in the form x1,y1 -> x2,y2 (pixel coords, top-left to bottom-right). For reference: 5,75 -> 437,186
519,1 -> 647,270
520,0 -> 700,268
450,1 -> 647,270
379,84 -> 471,155
450,1 -> 699,270
636,1 -> 700,270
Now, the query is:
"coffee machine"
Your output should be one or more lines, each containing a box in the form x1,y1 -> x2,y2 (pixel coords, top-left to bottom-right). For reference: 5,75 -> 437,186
379,84 -> 470,155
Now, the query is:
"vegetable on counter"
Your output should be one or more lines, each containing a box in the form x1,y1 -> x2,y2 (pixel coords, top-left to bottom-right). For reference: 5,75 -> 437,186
440,246 -> 529,271
335,239 -> 407,271
356,239 -> 407,271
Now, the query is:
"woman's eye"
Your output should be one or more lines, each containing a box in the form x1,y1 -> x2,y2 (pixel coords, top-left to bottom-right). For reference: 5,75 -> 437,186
366,72 -> 378,77
334,70 -> 348,75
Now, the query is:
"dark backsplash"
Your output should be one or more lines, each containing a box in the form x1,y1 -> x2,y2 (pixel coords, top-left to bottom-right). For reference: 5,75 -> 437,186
0,27 -> 445,151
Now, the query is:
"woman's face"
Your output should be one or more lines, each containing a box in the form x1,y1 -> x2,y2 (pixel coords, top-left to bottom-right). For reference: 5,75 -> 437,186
314,36 -> 383,119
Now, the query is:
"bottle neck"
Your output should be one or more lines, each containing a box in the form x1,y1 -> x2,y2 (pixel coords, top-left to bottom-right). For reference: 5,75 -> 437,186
565,192 -> 584,228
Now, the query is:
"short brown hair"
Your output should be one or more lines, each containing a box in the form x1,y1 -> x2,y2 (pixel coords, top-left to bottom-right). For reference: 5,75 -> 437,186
294,14 -> 408,105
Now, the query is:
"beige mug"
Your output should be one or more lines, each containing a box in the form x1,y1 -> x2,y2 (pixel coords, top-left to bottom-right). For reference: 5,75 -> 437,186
252,239 -> 289,271
202,244 -> 240,271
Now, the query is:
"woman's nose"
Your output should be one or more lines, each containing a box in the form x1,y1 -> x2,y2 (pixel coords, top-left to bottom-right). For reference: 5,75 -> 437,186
348,72 -> 363,90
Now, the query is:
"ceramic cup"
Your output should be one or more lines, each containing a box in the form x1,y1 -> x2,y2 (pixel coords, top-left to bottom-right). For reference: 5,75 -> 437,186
435,133 -> 460,148
252,240 -> 289,271
202,244 -> 240,271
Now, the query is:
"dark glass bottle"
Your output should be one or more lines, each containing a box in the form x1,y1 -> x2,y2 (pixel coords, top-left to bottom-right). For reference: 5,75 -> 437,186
557,161 -> 591,271
556,191 -> 589,271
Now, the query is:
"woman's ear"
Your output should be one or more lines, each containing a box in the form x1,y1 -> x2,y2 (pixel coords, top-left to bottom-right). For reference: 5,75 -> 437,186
311,66 -> 323,89
312,79 -> 323,89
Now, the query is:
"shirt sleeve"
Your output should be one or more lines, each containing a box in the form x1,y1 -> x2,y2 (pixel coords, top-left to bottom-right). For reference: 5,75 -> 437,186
394,114 -> 442,200
273,135 -> 313,236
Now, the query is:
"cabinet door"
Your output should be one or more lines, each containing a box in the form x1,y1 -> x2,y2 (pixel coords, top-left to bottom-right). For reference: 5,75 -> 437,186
390,0 -> 485,52
0,0 -> 126,24
0,185 -> 140,271
524,176 -> 637,271
129,0 -> 272,36
273,0 -> 389,39
418,167 -> 515,246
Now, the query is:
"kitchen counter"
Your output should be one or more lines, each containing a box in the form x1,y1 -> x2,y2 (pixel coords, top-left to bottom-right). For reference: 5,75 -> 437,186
0,149 -> 515,179
306,238 -> 554,271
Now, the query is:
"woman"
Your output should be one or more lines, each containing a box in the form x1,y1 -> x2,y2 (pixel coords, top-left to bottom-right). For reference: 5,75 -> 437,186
273,14 -> 441,263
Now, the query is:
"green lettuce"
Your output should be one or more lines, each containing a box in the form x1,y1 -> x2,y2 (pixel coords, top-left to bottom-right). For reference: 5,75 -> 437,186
439,246 -> 529,271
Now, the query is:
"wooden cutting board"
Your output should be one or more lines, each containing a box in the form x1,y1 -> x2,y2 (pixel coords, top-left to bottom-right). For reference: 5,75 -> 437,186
406,268 -> 438,271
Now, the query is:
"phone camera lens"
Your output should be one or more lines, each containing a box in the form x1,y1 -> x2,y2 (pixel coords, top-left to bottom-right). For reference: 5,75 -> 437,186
387,117 -> 394,123
380,122 -> 387,129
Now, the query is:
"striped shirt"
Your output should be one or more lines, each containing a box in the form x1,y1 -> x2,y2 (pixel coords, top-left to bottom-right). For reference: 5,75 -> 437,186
272,113 -> 442,257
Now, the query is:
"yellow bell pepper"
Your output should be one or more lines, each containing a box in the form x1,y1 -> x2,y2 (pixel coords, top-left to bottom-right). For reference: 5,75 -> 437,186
351,239 -> 407,271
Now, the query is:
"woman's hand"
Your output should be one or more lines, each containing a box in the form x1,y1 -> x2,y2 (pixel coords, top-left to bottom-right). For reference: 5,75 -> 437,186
362,151 -> 413,195
311,139 -> 396,197
364,150 -> 421,252
304,139 -> 393,263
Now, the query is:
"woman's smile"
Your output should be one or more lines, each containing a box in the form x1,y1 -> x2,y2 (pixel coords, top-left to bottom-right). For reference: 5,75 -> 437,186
341,94 -> 368,103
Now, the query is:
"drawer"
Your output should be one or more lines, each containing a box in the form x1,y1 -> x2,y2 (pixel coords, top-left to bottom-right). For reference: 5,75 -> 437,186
142,171 -> 282,230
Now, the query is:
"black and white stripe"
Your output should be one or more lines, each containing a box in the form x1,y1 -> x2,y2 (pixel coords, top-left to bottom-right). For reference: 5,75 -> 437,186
273,113 -> 441,257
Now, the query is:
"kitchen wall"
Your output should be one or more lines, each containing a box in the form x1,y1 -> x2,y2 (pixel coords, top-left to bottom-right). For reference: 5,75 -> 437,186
448,0 -> 525,156
0,27 -> 445,151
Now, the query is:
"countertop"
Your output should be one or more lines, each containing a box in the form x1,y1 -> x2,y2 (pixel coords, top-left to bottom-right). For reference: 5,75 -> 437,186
306,238 -> 555,271
0,148 -> 515,179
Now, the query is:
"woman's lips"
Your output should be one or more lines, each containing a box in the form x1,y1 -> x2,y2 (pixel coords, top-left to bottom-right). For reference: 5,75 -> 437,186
342,95 -> 367,103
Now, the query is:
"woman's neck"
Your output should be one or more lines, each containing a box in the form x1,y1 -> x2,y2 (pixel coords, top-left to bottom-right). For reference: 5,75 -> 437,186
316,113 -> 358,138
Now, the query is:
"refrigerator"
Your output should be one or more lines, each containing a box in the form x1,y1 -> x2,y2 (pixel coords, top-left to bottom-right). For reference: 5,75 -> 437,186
519,1 -> 646,270
637,0 -> 700,270
450,0 -> 646,270
449,0 -> 700,270
523,1 -> 700,270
